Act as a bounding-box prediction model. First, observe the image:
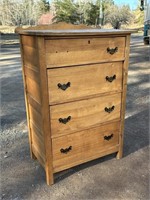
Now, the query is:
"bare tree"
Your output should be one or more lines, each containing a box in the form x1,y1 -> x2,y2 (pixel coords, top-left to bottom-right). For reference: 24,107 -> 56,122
0,0 -> 50,26
105,4 -> 133,29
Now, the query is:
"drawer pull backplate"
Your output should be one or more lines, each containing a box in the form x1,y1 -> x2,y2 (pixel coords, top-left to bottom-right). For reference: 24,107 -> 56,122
104,134 -> 114,141
59,116 -> 71,124
107,47 -> 118,55
58,82 -> 71,91
106,75 -> 116,82
60,146 -> 72,154
105,106 -> 115,113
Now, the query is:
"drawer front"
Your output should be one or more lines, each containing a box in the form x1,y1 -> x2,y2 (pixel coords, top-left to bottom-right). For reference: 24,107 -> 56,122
50,93 -> 121,136
45,37 -> 125,68
48,62 -> 123,104
52,122 -> 120,172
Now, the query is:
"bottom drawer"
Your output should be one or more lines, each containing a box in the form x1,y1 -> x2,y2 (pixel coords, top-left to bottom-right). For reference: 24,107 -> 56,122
52,121 -> 120,172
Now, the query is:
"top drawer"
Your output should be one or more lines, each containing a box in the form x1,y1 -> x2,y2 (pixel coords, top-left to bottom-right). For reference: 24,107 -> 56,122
45,37 -> 125,68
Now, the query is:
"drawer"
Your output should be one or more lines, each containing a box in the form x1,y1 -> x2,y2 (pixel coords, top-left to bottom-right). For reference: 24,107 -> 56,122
50,93 -> 121,136
52,121 -> 120,172
45,37 -> 125,68
48,62 -> 123,104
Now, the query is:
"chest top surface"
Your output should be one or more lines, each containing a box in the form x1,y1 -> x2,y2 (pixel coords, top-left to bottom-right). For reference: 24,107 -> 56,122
16,22 -> 135,37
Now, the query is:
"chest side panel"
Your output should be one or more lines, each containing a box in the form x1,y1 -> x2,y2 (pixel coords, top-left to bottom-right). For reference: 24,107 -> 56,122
21,35 -> 46,168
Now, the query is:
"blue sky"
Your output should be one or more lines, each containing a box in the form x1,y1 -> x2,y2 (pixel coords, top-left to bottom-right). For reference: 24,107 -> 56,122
113,0 -> 138,10
48,0 -> 139,10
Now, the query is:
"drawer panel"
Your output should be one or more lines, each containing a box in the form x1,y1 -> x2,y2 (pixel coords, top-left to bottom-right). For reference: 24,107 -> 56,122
52,121 -> 120,172
46,37 -> 125,68
48,62 -> 123,104
50,93 -> 121,136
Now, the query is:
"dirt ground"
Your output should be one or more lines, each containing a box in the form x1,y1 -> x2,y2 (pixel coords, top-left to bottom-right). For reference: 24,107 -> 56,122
0,34 -> 149,200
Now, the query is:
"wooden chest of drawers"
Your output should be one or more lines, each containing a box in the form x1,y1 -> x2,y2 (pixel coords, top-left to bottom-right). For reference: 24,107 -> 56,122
17,23 -> 133,185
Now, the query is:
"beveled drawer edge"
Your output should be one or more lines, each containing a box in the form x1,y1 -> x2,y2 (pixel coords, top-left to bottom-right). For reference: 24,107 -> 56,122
53,145 -> 119,173
49,91 -> 122,106
51,119 -> 121,139
44,35 -> 128,40
46,59 -> 125,69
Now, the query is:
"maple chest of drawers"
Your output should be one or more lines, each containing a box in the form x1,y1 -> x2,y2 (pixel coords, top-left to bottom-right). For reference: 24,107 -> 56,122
17,23 -> 133,185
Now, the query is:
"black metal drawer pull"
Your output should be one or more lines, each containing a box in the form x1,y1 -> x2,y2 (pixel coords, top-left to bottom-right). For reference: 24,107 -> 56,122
107,47 -> 118,55
106,75 -> 116,82
105,106 -> 115,113
57,82 -> 71,91
104,134 -> 114,141
59,116 -> 71,124
60,146 -> 72,154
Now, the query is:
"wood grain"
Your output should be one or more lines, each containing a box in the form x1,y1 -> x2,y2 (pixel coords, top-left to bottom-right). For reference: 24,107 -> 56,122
26,77 -> 41,104
117,35 -> 131,159
30,120 -> 43,139
48,62 -> 123,104
19,36 -> 36,159
18,24 -> 132,185
28,104 -> 43,131
36,37 -> 54,185
15,23 -> 136,36
46,37 -> 125,67
20,34 -> 54,185
32,144 -> 45,168
52,121 -> 119,172
50,93 -> 121,136
16,22 -> 93,32
31,123 -> 45,159
54,146 -> 119,173
21,35 -> 37,48
23,46 -> 39,69
24,66 -> 40,84
27,94 -> 41,114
